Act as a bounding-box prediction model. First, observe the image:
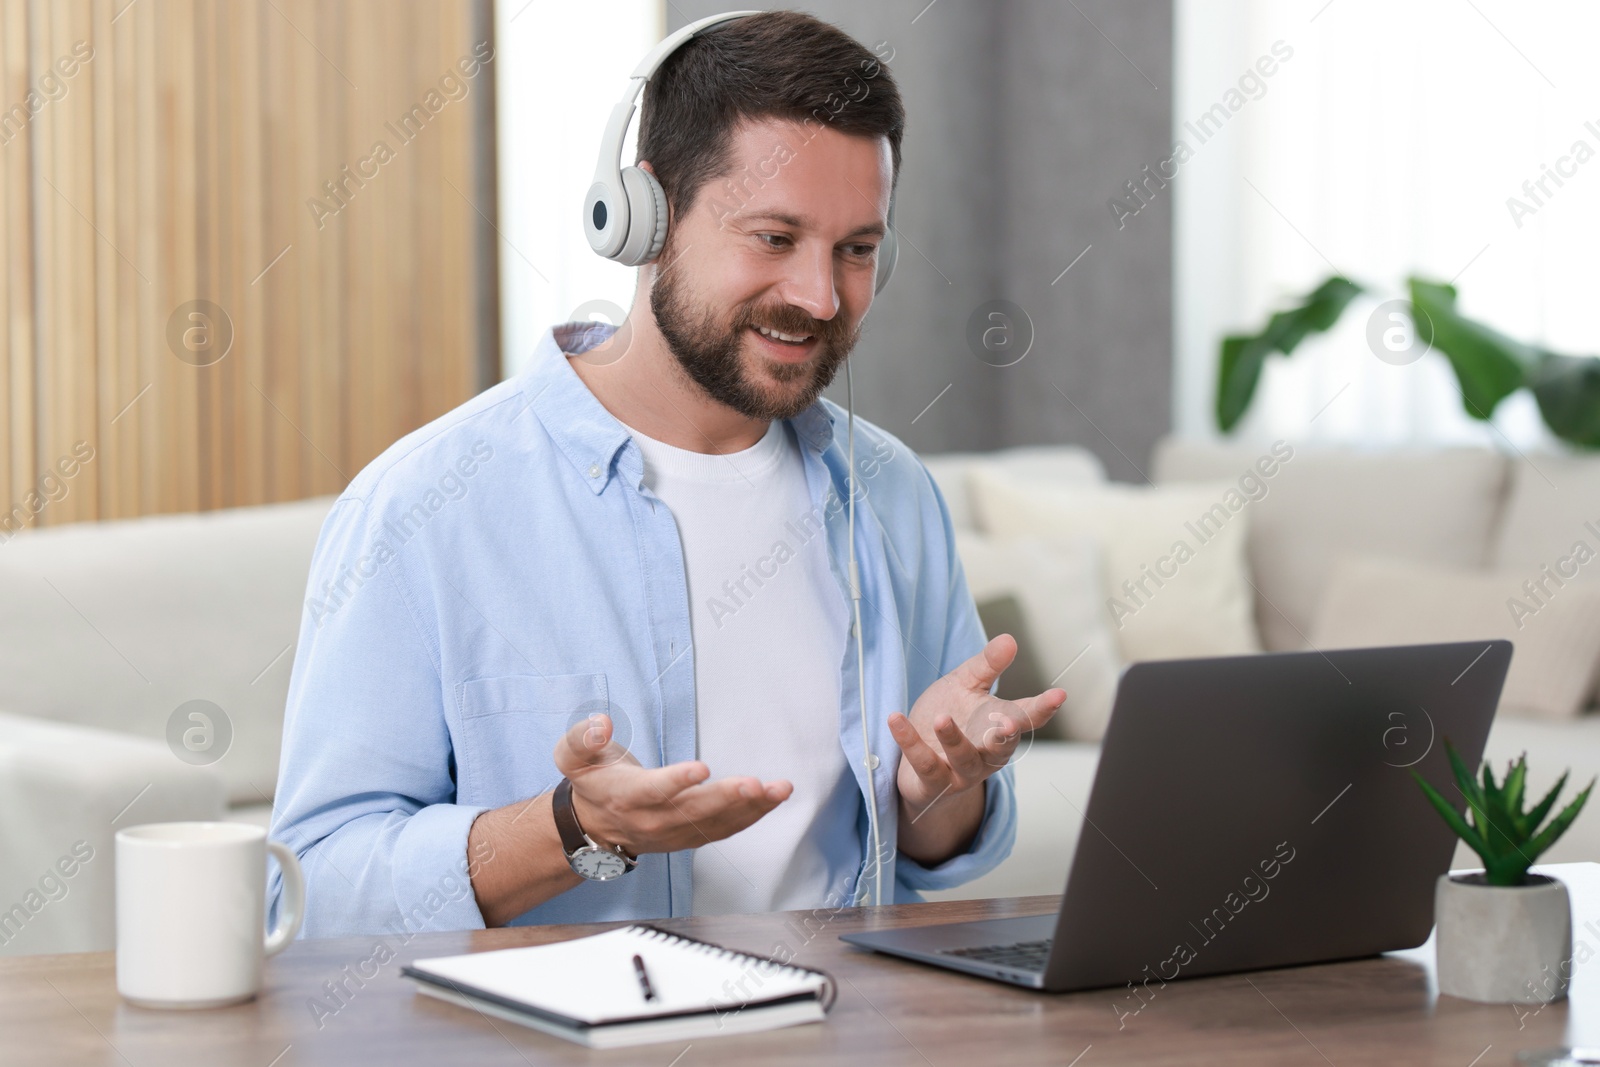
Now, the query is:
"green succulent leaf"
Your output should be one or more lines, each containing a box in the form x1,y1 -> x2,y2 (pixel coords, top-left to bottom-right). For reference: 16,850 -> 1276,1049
1412,768 -> 1490,861
1485,857 -> 1533,887
1215,276 -> 1364,432
1525,778 -> 1596,862
1407,278 -> 1535,421
1503,756 -> 1528,829
1476,758 -> 1530,857
1482,806 -> 1530,864
1525,771 -> 1571,836
1446,740 -> 1485,812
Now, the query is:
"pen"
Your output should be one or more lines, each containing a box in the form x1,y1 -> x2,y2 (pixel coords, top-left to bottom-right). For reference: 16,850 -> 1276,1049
632,954 -> 656,1002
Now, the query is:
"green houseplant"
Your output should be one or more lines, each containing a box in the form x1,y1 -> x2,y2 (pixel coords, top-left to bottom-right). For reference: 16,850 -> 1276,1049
1413,740 -> 1593,1004
1215,275 -> 1600,448
1412,741 -> 1593,887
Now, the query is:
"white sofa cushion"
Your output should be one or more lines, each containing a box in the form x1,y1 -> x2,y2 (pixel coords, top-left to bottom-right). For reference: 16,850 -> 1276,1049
1153,438 -> 1508,652
1493,454 -> 1600,580
0,713 -> 226,955
1311,556 -> 1600,721
967,469 -> 1260,662
0,496 -> 335,803
921,445 -> 1105,530
955,531 -> 1122,741
1493,453 -> 1600,709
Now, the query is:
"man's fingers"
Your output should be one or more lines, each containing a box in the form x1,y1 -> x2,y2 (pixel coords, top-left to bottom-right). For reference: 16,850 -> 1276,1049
934,715 -> 987,780
660,777 -> 791,845
694,784 -> 790,841
1010,688 -> 1067,731
889,712 -> 947,784
978,707 -> 1019,746
951,633 -> 1019,693
554,714 -> 624,774
624,759 -> 711,805
670,775 -> 789,822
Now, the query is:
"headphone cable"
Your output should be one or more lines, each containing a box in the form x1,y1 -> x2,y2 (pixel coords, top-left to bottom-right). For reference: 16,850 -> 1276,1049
846,357 -> 884,908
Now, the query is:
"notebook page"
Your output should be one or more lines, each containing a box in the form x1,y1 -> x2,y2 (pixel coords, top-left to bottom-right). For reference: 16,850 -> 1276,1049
408,926 -> 826,1025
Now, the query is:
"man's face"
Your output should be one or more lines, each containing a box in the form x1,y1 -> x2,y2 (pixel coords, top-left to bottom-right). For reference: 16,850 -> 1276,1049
649,118 -> 892,421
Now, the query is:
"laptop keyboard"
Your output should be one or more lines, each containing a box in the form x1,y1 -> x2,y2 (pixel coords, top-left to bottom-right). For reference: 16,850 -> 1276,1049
938,938 -> 1052,972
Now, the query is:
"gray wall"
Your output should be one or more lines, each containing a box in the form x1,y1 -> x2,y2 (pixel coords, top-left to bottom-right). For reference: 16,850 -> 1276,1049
668,1 -> 1173,480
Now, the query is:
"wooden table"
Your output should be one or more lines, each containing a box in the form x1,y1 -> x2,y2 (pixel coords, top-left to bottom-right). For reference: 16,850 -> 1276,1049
5,864 -> 1600,1066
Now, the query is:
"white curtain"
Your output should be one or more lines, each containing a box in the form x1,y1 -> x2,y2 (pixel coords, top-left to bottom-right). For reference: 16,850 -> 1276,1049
1173,0 -> 1600,450
494,0 -> 664,379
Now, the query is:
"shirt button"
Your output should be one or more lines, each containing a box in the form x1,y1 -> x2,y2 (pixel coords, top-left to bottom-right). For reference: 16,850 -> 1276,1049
866,753 -> 880,770
587,463 -> 601,478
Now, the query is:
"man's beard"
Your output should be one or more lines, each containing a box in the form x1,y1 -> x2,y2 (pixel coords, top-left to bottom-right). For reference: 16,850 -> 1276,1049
650,258 -> 862,421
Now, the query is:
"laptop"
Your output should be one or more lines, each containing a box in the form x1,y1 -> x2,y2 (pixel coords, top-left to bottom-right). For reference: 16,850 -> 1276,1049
841,640 -> 1511,993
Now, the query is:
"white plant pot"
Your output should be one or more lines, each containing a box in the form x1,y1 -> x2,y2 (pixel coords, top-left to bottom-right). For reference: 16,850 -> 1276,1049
1435,873 -> 1572,1004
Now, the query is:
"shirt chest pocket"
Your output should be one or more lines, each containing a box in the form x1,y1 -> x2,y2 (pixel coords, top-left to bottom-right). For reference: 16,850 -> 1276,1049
453,673 -> 608,809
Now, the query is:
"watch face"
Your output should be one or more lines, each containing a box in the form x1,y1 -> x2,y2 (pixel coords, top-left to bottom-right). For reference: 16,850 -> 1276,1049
571,846 -> 629,881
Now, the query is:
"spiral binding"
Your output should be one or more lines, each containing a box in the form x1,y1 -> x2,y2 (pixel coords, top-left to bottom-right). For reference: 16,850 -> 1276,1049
626,924 -> 838,1011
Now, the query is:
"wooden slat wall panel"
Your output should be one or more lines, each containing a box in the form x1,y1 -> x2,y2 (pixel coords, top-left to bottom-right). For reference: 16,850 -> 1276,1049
107,0 -> 142,520
259,0 -> 297,505
1,0 -> 494,528
232,0 -> 267,510
1,0 -> 35,517
41,0 -> 100,525
301,0 -> 338,498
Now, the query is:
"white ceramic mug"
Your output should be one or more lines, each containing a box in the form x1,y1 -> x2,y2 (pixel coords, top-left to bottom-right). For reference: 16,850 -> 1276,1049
115,822 -> 305,1008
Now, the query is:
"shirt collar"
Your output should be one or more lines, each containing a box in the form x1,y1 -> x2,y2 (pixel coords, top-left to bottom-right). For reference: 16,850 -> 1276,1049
522,323 -> 633,494
521,323 -> 837,493
790,392 -> 837,454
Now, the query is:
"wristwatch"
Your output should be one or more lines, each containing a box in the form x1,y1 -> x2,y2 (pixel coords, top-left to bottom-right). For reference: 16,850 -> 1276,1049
552,777 -> 637,881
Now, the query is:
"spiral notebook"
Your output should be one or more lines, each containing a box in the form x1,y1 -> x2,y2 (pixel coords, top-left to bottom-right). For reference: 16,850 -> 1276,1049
402,924 -> 836,1049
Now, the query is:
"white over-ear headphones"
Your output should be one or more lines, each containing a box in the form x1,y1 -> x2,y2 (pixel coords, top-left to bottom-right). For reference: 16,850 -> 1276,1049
583,10 -> 898,296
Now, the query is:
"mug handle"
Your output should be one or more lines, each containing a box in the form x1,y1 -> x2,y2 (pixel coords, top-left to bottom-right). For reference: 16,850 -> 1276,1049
264,840 -> 306,957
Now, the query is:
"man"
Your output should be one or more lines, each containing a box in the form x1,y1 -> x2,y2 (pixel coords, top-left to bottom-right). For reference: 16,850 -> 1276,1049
270,10 -> 1063,937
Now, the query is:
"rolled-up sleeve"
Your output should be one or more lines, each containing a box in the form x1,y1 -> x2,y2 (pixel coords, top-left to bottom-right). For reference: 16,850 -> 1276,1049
268,496 -> 487,938
895,769 -> 1017,893
893,462 -> 1019,895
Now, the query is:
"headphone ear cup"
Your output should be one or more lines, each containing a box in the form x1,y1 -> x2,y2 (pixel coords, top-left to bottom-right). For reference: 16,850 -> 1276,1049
874,226 -> 898,295
583,180 -> 626,259
616,167 -> 669,266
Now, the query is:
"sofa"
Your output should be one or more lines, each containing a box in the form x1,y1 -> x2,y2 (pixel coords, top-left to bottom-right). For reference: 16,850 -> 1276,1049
3,436 -> 1597,952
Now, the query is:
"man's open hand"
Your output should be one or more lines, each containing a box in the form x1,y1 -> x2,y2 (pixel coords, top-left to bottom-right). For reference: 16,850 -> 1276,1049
889,633 -> 1065,816
556,714 -> 792,857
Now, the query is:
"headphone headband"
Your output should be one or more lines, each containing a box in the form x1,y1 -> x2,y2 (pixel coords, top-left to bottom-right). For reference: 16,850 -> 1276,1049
584,12 -> 759,263
627,11 -> 760,82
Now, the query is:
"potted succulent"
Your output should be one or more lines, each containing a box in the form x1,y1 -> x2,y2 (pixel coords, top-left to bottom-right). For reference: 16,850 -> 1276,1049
1413,741 -> 1594,1004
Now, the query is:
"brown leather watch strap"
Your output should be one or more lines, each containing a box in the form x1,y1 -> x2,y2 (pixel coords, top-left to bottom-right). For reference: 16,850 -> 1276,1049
551,777 -> 589,856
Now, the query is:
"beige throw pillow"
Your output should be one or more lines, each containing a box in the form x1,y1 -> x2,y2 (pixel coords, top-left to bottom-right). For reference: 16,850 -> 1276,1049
923,446 -> 1105,531
1310,556 -> 1600,721
1492,455 -> 1600,585
1153,438 -> 1508,653
966,470 -> 1261,664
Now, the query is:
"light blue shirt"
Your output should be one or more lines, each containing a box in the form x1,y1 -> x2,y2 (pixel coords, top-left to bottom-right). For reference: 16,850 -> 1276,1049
269,322 -> 1015,938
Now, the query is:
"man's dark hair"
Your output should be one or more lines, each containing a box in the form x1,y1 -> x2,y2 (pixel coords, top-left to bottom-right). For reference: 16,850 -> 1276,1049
637,11 -> 904,219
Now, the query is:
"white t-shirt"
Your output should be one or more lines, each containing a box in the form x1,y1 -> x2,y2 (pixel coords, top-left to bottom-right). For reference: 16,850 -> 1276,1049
626,419 -> 857,915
